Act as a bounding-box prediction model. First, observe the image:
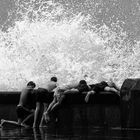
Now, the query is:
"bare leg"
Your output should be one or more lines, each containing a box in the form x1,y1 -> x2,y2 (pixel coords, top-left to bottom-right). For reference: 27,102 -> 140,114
21,113 -> 34,128
0,119 -> 23,127
46,98 -> 57,114
40,103 -> 48,127
43,98 -> 57,123
50,95 -> 65,112
33,102 -> 44,128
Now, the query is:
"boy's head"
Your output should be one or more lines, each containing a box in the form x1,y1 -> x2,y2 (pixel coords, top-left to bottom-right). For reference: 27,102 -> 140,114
27,81 -> 36,88
79,80 -> 87,85
51,76 -> 57,82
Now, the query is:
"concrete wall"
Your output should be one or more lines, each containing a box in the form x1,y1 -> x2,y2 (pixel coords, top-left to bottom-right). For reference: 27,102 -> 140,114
0,92 -> 20,121
120,78 -> 140,128
0,91 -> 121,127
1,79 -> 140,128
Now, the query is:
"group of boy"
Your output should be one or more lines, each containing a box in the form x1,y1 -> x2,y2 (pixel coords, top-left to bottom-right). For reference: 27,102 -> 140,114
0,77 -> 120,128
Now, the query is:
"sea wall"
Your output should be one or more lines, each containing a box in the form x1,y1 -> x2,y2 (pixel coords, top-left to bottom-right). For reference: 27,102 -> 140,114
0,91 -> 121,127
1,79 -> 140,128
120,78 -> 140,128
0,91 -> 20,121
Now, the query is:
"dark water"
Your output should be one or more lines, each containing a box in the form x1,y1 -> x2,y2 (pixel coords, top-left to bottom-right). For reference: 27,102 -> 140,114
1,125 -> 140,140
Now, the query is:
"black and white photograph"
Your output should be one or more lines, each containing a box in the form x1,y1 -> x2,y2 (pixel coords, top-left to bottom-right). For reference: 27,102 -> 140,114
0,0 -> 140,139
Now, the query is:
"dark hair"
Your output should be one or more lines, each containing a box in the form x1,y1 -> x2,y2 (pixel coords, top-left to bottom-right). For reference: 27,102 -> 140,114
100,81 -> 108,86
79,80 -> 87,85
27,81 -> 36,88
51,77 -> 57,82
77,80 -> 89,92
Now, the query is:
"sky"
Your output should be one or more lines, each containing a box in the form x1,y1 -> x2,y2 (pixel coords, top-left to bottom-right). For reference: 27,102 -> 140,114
0,0 -> 140,41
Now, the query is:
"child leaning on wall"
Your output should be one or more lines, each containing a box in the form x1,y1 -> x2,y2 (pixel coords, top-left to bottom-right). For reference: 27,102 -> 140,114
85,80 -> 120,103
43,80 -> 91,124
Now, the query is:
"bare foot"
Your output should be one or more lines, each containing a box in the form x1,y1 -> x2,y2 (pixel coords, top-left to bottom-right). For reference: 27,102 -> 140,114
0,119 -> 6,127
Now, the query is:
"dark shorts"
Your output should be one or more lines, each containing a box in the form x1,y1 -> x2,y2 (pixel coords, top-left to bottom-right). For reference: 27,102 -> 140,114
16,106 -> 34,126
16,106 -> 32,120
35,88 -> 49,103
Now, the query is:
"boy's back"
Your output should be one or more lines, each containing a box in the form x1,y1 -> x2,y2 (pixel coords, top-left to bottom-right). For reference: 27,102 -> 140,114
18,87 -> 36,110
